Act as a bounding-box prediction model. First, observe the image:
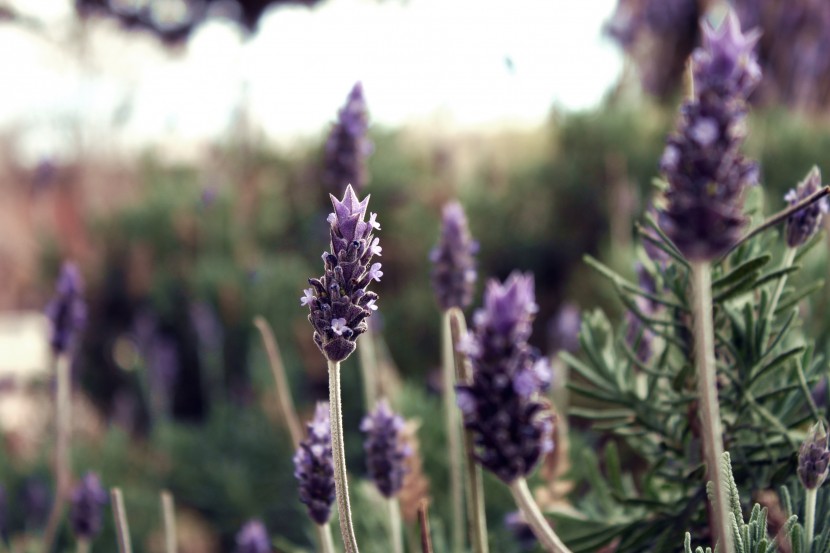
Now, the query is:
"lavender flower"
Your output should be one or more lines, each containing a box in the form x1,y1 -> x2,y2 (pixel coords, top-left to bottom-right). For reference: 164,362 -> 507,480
361,399 -> 411,498
456,272 -> 555,483
504,511 -> 537,551
641,204 -> 670,267
235,520 -> 271,553
660,11 -> 761,261
293,402 -> 336,525
798,421 -> 830,490
324,82 -> 372,194
69,472 -> 108,539
547,302 -> 581,355
45,262 -> 87,354
785,167 -> 828,248
430,201 -> 478,310
625,263 -> 662,363
304,184 -> 381,362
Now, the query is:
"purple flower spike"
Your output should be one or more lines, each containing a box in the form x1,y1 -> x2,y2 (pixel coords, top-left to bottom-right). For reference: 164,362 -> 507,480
45,262 -> 87,354
785,167 -> 828,248
293,403 -> 336,525
430,201 -> 478,310
324,82 -> 372,194
660,10 -> 761,261
456,272 -> 555,483
69,472 -> 108,540
361,399 -> 411,498
304,184 -> 381,362
798,421 -> 830,490
235,520 -> 271,553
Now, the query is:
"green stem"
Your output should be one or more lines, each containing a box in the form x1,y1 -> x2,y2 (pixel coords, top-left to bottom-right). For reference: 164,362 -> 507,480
41,352 -> 72,553
806,487 -> 818,550
316,523 -> 336,553
76,539 -> 90,553
442,311 -> 466,553
357,329 -> 379,410
110,488 -> 133,553
509,478 -> 572,553
161,491 -> 176,553
769,248 -> 797,320
328,360 -> 360,553
449,308 -> 489,553
389,498 -> 403,553
691,262 -> 733,553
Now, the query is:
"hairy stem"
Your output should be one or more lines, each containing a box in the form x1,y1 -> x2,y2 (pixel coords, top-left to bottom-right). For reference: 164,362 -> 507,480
254,317 -> 303,448
41,353 -> 72,553
449,308 -> 489,553
806,487 -> 818,549
442,311 -> 465,553
328,360 -> 360,553
110,488 -> 133,553
418,500 -> 434,553
389,498 -> 403,553
357,329 -> 379,410
691,262 -> 733,553
161,490 -> 177,553
317,523 -> 336,553
509,478 -> 573,553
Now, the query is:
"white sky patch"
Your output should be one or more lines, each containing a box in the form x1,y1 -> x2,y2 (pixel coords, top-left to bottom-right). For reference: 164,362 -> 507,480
0,0 -> 622,159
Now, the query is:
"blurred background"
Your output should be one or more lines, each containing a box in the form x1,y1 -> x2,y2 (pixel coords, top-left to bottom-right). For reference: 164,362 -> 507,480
3,0 -> 830,551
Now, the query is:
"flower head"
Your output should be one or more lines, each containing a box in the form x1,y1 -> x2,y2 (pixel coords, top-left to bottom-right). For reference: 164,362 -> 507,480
798,421 -> 830,490
785,167 -> 828,248
660,10 -> 761,261
235,520 -> 271,553
324,82 -> 372,194
304,185 -> 381,362
456,272 -> 555,483
293,403 -> 336,525
45,262 -> 87,354
430,201 -> 478,310
361,399 -> 411,498
69,472 -> 108,540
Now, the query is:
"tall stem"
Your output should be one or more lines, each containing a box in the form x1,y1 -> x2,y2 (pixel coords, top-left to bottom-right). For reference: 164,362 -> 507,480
418,499 -> 434,553
388,498 -> 403,553
508,478 -> 572,553
316,523 -> 336,553
449,308 -> 489,553
327,360 -> 360,553
161,490 -> 177,553
442,311 -> 465,553
110,488 -> 133,553
806,487 -> 818,550
691,262 -> 733,553
254,317 -> 303,448
357,330 -> 379,410
41,353 -> 72,553
76,539 -> 90,553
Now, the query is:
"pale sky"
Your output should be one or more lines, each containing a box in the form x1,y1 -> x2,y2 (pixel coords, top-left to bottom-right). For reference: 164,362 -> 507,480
0,0 -> 622,161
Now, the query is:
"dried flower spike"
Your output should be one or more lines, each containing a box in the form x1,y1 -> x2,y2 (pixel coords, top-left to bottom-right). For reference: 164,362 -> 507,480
324,82 -> 372,194
361,399 -> 411,498
69,472 -> 108,540
45,262 -> 87,354
798,421 -> 830,490
430,201 -> 478,310
235,520 -> 271,553
456,272 -> 555,483
293,402 -> 336,525
660,11 -> 761,260
785,167 -> 828,248
304,184 -> 380,362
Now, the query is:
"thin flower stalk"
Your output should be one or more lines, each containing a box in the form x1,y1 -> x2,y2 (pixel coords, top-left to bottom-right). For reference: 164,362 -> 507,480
76,539 -> 90,553
41,353 -> 72,553
509,478 -> 572,553
418,499 -> 434,553
442,310 -> 465,553
389,498 -> 403,553
449,308 -> 488,553
110,488 -> 133,553
805,488 -> 817,548
161,491 -> 176,553
328,359 -> 360,552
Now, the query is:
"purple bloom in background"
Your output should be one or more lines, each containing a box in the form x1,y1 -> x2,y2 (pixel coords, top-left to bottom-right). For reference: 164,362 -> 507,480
293,403 -> 335,525
641,204 -> 671,267
235,520 -> 271,553
504,511 -> 537,551
69,472 -> 108,539
304,185 -> 380,362
456,272 -> 555,483
785,167 -> 828,248
45,262 -> 87,354
798,421 -> 830,490
660,11 -> 761,261
430,201 -> 478,311
547,302 -> 581,355
361,399 -> 411,498
324,82 -> 372,194
625,263 -> 662,363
